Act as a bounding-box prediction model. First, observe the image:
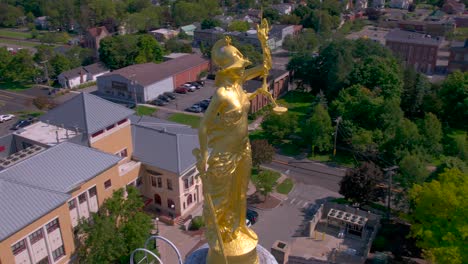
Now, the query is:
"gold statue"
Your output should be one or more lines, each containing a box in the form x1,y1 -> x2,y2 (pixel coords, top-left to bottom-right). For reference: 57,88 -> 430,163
193,19 -> 286,264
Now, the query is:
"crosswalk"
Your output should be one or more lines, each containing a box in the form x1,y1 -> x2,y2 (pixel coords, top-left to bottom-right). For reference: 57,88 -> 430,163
284,196 -> 310,208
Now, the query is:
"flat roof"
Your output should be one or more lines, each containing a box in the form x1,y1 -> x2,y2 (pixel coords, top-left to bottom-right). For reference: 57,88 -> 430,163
346,26 -> 390,45
14,121 -> 80,146
385,29 -> 444,46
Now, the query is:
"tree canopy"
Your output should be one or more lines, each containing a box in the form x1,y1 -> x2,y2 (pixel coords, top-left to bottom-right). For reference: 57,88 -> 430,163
339,162 -> 384,205
408,168 -> 468,264
251,139 -> 276,168
303,104 -> 333,155
76,186 -> 154,263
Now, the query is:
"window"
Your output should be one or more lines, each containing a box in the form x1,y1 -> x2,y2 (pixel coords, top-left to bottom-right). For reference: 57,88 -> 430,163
117,149 -> 127,158
190,176 -> 194,186
184,179 -> 189,189
167,199 -> 175,209
167,179 -> 173,190
151,176 -> 157,187
52,245 -> 65,261
36,257 -> 49,264
88,186 -> 97,197
154,194 -> 161,205
104,179 -> 112,189
157,177 -> 162,188
91,130 -> 104,138
106,124 -> 115,131
147,169 -> 162,176
29,229 -> 44,244
68,200 -> 76,210
136,177 -> 143,187
117,119 -> 127,125
46,219 -> 60,233
187,194 -> 193,206
11,239 -> 26,255
78,193 -> 87,204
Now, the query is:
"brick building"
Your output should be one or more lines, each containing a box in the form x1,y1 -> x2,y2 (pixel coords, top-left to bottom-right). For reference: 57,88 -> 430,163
83,26 -> 111,57
0,93 -> 203,264
97,54 -> 209,103
448,40 -> 468,72
385,29 -> 444,74
245,69 -> 290,114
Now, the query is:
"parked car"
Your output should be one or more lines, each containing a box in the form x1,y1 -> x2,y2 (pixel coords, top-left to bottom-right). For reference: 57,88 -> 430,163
246,219 -> 252,227
187,85 -> 197,92
12,120 -> 32,130
191,82 -> 202,89
158,94 -> 170,102
199,99 -> 211,110
151,99 -> 168,106
186,105 -> 203,113
163,92 -> 177,100
195,80 -> 205,86
175,87 -> 188,94
247,209 -> 258,224
0,114 -> 15,122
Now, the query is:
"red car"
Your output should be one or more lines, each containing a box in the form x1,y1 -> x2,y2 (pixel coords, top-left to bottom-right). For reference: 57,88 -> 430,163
175,87 -> 188,94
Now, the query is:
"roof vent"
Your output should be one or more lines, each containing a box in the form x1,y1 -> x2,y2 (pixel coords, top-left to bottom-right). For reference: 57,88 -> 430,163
0,145 -> 46,169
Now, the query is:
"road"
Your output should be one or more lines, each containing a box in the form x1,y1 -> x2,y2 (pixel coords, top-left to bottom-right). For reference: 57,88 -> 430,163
264,154 -> 347,193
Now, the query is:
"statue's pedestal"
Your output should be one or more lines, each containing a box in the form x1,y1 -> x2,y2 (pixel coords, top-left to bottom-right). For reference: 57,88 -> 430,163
185,244 -> 278,264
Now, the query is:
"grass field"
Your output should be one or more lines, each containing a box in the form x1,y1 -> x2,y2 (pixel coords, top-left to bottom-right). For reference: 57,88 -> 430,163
136,105 -> 156,116
0,81 -> 33,91
168,113 -> 201,128
0,38 -> 38,48
276,178 -> 294,194
0,29 -> 32,39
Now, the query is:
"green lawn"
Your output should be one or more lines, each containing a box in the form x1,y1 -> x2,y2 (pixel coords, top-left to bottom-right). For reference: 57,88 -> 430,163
276,91 -> 315,119
308,152 -> 357,168
14,111 -> 44,119
276,178 -> 294,194
136,105 -> 156,116
0,81 -> 33,91
0,38 -> 39,48
168,113 -> 201,128
0,29 -> 32,39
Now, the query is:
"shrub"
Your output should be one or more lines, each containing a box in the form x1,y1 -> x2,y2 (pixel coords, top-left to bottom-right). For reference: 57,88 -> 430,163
189,216 -> 204,231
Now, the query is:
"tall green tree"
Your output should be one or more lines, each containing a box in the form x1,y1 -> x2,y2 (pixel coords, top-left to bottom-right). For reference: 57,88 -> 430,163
99,35 -> 139,69
254,170 -> 278,201
0,4 -> 24,27
77,186 -> 153,263
399,154 -> 430,186
303,104 -> 333,156
135,34 -> 163,64
228,20 -> 249,32
408,168 -> 468,264
201,18 -> 221,29
4,49 -> 38,83
419,113 -> 443,155
261,112 -> 298,144
0,47 -> 13,81
251,139 -> 276,168
438,71 -> 468,129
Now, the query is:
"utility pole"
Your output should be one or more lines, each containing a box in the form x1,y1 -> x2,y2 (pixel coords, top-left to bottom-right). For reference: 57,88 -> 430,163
333,116 -> 342,156
383,166 -> 398,220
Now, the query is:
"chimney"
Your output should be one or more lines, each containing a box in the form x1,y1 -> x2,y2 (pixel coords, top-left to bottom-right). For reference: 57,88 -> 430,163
55,130 -> 59,143
66,129 -> 69,139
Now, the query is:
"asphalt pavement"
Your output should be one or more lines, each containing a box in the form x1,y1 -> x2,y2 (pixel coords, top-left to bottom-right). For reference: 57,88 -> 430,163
264,154 -> 347,193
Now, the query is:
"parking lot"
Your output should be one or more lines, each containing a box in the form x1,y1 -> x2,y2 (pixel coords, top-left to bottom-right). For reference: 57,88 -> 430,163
157,79 -> 217,112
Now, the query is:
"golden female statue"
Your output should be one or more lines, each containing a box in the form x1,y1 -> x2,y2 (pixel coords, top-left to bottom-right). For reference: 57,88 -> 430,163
193,19 -> 286,264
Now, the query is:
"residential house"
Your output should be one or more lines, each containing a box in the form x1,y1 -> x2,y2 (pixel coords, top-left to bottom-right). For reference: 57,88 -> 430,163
58,63 -> 109,88
448,40 -> 468,72
245,69 -> 290,114
130,115 -> 202,220
97,54 -> 209,103
271,4 -> 293,15
180,24 -> 197,36
0,93 -> 140,264
34,16 -> 48,30
385,29 -> 444,74
442,0 -> 465,15
389,0 -> 413,9
372,0 -> 385,9
150,28 -> 179,42
83,26 -> 111,57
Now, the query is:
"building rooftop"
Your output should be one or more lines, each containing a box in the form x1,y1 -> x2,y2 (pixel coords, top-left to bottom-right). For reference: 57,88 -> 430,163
385,29 -> 444,46
130,115 -> 199,175
163,53 -> 190,60
14,121 -> 80,146
40,93 -> 134,135
83,62 -> 109,75
0,179 -> 70,242
0,142 -> 121,193
103,54 -> 208,86
87,26 -> 109,37
58,66 -> 86,79
346,26 -> 390,45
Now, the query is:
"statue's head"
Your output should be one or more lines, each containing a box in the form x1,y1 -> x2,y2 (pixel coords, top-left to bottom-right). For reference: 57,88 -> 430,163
211,36 -> 251,71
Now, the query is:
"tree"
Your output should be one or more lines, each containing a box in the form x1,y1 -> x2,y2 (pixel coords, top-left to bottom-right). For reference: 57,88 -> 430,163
4,49 -> 39,83
201,18 -> 221,29
401,68 -> 431,118
303,104 -> 333,156
33,96 -> 57,110
419,113 -> 442,155
399,154 -> 430,186
135,34 -> 163,64
0,47 -> 13,81
339,162 -> 384,205
438,71 -> 468,129
0,4 -> 24,27
228,20 -> 249,32
261,112 -> 298,144
408,168 -> 468,264
164,38 -> 192,53
262,8 -> 280,24
76,186 -> 154,263
280,14 -> 301,25
254,170 -> 277,201
251,139 -> 276,168
283,29 -> 318,53
50,54 -> 72,79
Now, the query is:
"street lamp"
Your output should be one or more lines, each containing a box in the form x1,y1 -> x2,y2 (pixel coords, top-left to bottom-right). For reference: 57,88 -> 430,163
170,204 -> 175,220
155,217 -> 159,235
